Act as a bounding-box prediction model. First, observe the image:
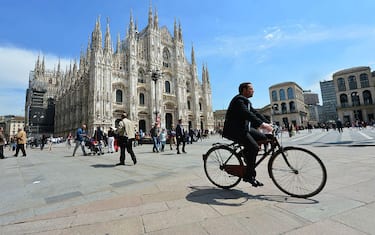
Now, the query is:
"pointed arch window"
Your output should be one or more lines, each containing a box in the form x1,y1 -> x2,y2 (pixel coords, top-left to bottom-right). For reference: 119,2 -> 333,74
116,90 -> 123,103
162,47 -> 170,68
139,93 -> 145,105
199,102 -> 202,111
165,81 -> 171,93
187,100 -> 191,110
138,69 -> 146,83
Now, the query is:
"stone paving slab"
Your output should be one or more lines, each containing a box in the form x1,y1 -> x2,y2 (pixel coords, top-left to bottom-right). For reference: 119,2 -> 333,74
1,130 -> 375,234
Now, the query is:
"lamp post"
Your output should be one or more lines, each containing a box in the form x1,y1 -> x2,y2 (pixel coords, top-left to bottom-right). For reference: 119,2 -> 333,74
150,69 -> 162,125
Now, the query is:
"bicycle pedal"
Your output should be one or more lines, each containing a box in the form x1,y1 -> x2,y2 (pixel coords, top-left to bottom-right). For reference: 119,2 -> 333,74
244,178 -> 264,187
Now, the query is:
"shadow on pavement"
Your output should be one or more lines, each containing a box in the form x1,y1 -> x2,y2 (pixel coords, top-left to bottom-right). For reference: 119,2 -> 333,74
186,186 -> 318,206
91,164 -> 117,168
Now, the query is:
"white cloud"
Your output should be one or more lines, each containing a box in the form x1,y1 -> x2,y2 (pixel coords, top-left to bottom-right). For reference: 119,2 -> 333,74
198,24 -> 375,59
0,45 -> 72,116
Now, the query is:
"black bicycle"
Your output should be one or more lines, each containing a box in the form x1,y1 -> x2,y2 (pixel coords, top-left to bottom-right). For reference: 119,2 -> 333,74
202,132 -> 327,198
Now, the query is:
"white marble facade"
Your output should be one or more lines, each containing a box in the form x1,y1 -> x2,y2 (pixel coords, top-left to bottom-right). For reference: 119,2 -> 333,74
29,6 -> 214,136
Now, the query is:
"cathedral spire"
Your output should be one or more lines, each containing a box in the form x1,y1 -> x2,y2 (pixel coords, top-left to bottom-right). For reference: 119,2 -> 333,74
174,18 -> 178,41
41,56 -> 45,74
91,15 -> 102,51
148,1 -> 153,27
178,21 -> 183,42
35,55 -> 40,73
104,17 -> 112,54
116,33 -> 121,53
153,7 -> 158,29
205,63 -> 210,84
191,44 -> 196,65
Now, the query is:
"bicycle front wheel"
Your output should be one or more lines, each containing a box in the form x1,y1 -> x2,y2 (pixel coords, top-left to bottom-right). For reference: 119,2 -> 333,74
203,145 -> 243,189
268,146 -> 327,198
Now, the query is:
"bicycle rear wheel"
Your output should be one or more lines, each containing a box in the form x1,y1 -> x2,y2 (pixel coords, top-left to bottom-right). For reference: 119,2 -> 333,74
268,146 -> 327,198
203,145 -> 243,189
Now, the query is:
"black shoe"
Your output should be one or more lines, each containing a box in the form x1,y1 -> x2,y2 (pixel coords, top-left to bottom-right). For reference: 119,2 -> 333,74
133,159 -> 137,165
243,177 -> 264,187
177,152 -> 181,154
115,162 -> 125,166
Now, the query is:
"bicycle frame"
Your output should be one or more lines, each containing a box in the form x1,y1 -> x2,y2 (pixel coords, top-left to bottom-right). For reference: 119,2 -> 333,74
219,134 -> 295,172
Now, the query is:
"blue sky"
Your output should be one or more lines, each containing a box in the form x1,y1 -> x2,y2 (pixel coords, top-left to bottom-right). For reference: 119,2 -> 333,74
1,0 -> 375,116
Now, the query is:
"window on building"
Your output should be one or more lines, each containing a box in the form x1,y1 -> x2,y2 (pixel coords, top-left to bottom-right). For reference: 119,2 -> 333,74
281,102 -> 287,114
363,90 -> 373,105
271,90 -> 278,101
138,69 -> 146,83
186,82 -> 190,93
139,93 -> 145,105
116,90 -> 123,103
165,81 -> 171,93
279,89 -> 286,101
360,73 -> 370,88
348,75 -> 357,90
187,100 -> 191,110
351,92 -> 360,106
340,94 -> 349,108
163,48 -> 170,68
289,101 -> 296,112
287,87 -> 294,99
337,77 -> 346,91
199,102 -> 202,111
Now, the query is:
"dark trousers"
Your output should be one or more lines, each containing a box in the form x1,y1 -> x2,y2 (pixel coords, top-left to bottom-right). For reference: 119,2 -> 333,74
0,145 -> 4,158
15,144 -> 26,156
176,137 -> 185,153
125,139 -> 137,163
118,136 -> 127,164
237,128 -> 266,179
118,137 -> 137,164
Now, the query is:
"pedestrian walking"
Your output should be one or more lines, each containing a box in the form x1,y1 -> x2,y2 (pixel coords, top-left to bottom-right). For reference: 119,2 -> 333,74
14,127 -> 27,157
94,126 -> 104,155
107,127 -> 115,153
176,119 -> 186,154
72,124 -> 88,156
159,128 -> 167,152
116,112 -> 137,165
150,123 -> 160,153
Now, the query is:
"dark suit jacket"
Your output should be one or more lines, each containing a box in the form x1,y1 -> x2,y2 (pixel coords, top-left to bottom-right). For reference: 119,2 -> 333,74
223,94 -> 269,141
176,124 -> 185,140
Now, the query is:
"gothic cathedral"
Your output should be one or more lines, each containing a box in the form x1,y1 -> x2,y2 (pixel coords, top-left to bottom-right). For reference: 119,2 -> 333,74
27,6 -> 214,137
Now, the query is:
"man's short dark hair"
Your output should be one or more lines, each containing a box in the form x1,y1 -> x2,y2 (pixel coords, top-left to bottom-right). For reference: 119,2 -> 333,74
239,82 -> 252,94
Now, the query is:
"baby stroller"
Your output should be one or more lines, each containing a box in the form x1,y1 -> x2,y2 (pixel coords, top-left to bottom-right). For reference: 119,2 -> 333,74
85,138 -> 101,155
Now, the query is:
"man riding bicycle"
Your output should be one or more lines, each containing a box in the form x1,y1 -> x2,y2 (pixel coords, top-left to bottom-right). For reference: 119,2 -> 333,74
223,82 -> 273,187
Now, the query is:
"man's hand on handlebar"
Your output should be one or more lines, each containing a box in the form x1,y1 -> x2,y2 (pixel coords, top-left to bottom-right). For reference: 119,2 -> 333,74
259,122 -> 273,134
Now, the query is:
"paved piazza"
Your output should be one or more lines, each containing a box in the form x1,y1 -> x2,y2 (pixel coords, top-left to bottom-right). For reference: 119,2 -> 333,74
1,128 -> 375,234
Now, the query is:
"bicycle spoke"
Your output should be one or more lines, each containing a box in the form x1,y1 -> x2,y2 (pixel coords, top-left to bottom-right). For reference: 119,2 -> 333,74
204,145 -> 243,189
269,147 -> 327,198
